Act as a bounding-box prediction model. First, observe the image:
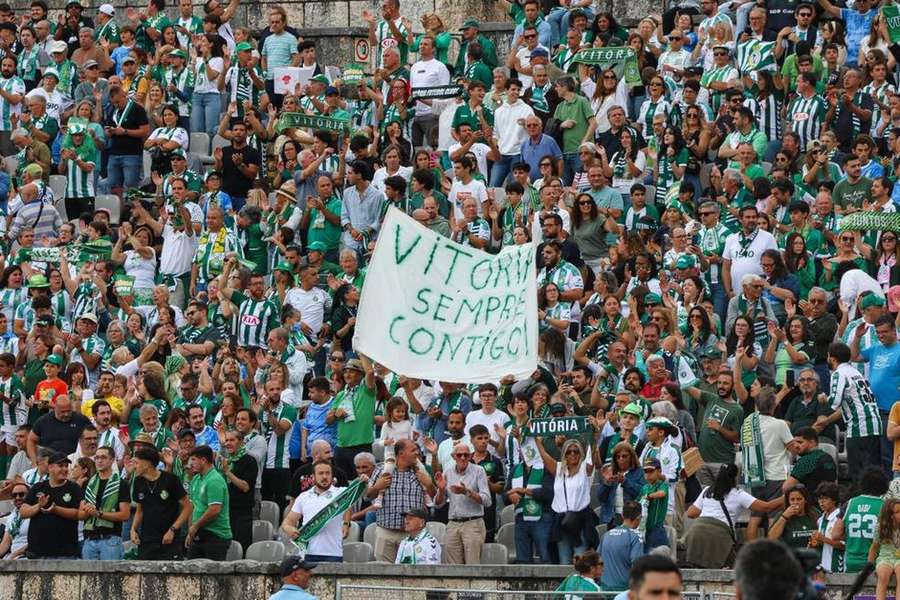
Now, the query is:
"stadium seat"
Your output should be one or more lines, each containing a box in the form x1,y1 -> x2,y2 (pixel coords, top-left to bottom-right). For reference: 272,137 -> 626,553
253,519 -> 275,543
245,540 -> 286,562
190,132 -> 211,155
95,194 -> 121,224
212,134 -> 230,153
820,443 -> 838,471
500,504 -> 515,528
596,523 -> 607,542
363,521 -> 377,547
425,521 -> 446,545
345,520 -> 361,542
480,542 -> 508,565
372,443 -> 384,462
496,522 -> 516,563
226,540 -> 243,561
343,541 -> 374,563
259,501 -> 281,532
49,175 -> 67,203
664,525 -> 677,560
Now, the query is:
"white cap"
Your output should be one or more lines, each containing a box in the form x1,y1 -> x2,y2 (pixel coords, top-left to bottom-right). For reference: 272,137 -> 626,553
50,40 -> 68,54
98,3 -> 115,16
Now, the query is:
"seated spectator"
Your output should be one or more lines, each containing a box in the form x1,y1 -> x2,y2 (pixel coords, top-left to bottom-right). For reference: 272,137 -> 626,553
395,507 -> 441,565
767,484 -> 820,549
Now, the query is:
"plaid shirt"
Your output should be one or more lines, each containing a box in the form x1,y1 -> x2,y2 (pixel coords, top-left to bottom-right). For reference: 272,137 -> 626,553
371,465 -> 427,530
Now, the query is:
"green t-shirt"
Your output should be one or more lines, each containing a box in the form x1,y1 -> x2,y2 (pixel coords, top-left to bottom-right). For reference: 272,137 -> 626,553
336,383 -> 376,447
306,195 -> 343,251
697,392 -> 743,463
832,177 -> 873,210
640,480 -> 668,529
553,94 -> 594,154
844,494 -> 884,572
775,511 -> 818,548
189,467 -> 232,539
452,102 -> 494,132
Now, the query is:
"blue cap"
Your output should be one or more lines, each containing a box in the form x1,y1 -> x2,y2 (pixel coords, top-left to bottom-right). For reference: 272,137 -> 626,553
530,48 -> 549,58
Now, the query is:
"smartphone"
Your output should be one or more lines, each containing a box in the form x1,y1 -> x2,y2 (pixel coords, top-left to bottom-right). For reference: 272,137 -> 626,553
786,370 -> 796,388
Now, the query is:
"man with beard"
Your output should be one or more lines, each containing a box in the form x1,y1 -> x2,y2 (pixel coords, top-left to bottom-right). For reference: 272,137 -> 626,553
535,213 -> 581,269
427,409 -> 470,472
0,480 -> 30,558
0,55 -> 25,156
282,460 -> 354,562
685,369 -> 742,488
287,439 -> 349,505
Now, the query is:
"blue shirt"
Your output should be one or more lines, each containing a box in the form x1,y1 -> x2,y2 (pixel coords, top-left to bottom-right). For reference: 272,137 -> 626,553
301,399 -> 337,456
841,8 -> 877,65
600,526 -> 644,591
194,425 -> 221,452
269,584 -> 318,600
513,20 -> 554,49
861,342 -> 900,411
520,134 -> 562,180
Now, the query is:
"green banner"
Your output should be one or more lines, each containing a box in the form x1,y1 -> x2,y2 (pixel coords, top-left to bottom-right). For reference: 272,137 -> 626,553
525,416 -> 590,438
343,62 -> 366,84
885,4 -> 900,43
295,478 -> 367,549
839,211 -> 900,233
572,47 -> 642,87
410,85 -> 464,100
276,112 -> 351,134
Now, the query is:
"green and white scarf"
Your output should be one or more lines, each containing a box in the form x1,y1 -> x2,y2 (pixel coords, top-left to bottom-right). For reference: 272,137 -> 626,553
83,472 -> 121,531
740,412 -> 766,487
293,478 -> 366,554
507,428 -> 544,521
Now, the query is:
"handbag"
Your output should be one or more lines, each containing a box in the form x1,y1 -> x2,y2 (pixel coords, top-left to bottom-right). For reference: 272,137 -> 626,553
544,117 -> 564,145
559,473 -> 582,534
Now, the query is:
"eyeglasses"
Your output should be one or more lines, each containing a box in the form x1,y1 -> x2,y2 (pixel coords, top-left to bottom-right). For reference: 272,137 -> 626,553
750,284 -> 764,289
713,51 -> 728,56
884,236 -> 897,241
329,355 -> 345,361
840,236 -> 854,242
523,33 -> 536,38
808,298 -> 825,304
761,262 -> 775,268
455,453 -> 471,458
798,377 -> 816,382
700,211 -> 716,217
602,75 -> 617,80
11,492 -> 25,498
578,201 -> 594,206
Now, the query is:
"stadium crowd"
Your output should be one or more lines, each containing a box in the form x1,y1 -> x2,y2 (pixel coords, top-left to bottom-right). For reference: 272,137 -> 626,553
0,0 -> 900,592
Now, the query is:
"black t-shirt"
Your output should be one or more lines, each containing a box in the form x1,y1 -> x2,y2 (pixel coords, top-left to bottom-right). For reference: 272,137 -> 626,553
288,462 -> 349,499
24,480 -> 83,558
132,471 -> 187,544
32,412 -> 91,454
105,101 -> 150,156
228,454 -> 259,511
83,475 -> 132,538
221,145 -> 261,199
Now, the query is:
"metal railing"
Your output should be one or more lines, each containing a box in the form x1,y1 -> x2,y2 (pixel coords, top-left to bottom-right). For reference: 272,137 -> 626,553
335,584 -> 707,600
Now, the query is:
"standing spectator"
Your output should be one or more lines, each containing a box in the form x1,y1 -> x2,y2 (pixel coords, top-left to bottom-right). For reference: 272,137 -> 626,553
340,160 -> 384,256
844,466 -> 889,572
599,501 -> 644,591
27,395 -> 90,459
219,429 -> 258,554
329,356 -> 376,478
214,120 -> 260,211
491,78 -> 533,187
105,85 -> 150,197
638,458 -> 669,552
186,445 -> 232,560
409,35 -> 449,147
366,438 -> 436,562
434,441 -> 491,565
80,445 -> 130,560
538,437 -> 595,565
0,56 -> 25,157
553,76 -> 596,185
287,440 -> 349,503
20,452 -> 82,559
281,460 -> 350,563
364,0 -> 410,69
395,507 -> 442,564
261,8 -> 299,108
258,376 -> 296,512
722,206 -> 779,299
782,427 -> 837,493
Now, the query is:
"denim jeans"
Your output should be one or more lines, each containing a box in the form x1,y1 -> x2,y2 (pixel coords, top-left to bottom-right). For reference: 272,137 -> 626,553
557,532 -> 587,566
82,535 -> 125,560
710,282 -> 728,326
547,7 -> 594,44
107,154 -> 143,190
644,524 -> 669,553
190,93 -> 221,151
489,154 -> 520,188
561,153 -> 582,187
514,513 -> 552,564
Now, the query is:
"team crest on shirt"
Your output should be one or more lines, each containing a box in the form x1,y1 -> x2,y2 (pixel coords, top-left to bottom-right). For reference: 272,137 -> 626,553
161,490 -> 169,500
62,493 -> 71,502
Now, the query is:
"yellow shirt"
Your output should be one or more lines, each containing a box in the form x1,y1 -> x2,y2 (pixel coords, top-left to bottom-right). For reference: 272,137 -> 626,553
81,395 -> 125,424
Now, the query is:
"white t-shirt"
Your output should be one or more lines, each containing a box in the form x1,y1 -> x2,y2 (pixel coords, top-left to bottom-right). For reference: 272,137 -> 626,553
371,165 -> 413,196
722,229 -> 778,292
159,222 -> 197,276
148,126 -> 189,151
759,414 -> 794,481
551,460 -> 592,513
464,409 -> 511,454
493,100 -> 534,156
410,58 -> 450,117
448,177 -> 488,220
26,87 -> 67,120
194,56 -> 226,94
692,486 -> 757,525
448,142 -> 492,180
291,485 -> 345,558
123,248 -> 158,290
513,44 -> 548,89
284,285 -> 330,335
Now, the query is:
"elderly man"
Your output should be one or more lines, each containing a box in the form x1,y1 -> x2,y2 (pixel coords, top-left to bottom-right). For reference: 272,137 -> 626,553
828,69 -> 875,153
520,115 -> 562,180
366,438 -> 436,562
71,27 -> 114,73
725,274 -> 777,346
434,441 -> 491,564
784,368 -> 836,442
395,507 -> 442,565
11,127 -> 51,178
268,556 -> 318,600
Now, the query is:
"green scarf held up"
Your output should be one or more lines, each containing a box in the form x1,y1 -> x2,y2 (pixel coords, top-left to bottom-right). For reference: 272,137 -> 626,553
740,412 -> 766,488
292,478 -> 367,555
83,472 -> 121,531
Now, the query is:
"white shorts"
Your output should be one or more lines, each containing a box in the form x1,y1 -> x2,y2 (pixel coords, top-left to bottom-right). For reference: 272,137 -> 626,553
1,426 -> 17,446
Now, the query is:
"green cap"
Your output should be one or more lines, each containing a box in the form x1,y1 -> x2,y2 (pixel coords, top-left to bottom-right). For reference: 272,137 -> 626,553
67,122 -> 86,135
235,41 -> 253,53
45,354 -> 63,366
310,74 -> 329,85
168,48 -> 188,59
701,347 -> 722,360
460,19 -> 480,30
644,293 -> 662,305
675,255 -> 695,270
620,403 -> 643,419
307,241 -> 327,253
43,67 -> 59,81
861,294 -> 886,310
646,416 -> 676,434
274,261 -> 293,273
170,147 -> 187,159
22,163 -> 43,179
27,274 -> 50,288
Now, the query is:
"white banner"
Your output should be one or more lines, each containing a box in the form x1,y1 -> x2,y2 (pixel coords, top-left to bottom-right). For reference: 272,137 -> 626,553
353,207 -> 539,383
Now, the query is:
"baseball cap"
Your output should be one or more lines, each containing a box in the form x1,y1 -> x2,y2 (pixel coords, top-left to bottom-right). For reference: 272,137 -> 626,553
128,431 -> 158,449
310,74 -> 329,85
27,274 -> 50,288
43,67 -> 60,80
82,59 -> 98,70
402,508 -> 428,520
307,241 -> 327,253
123,55 -> 136,64
48,452 -> 71,465
530,48 -> 549,59
621,403 -> 643,418
44,354 -> 63,366
646,416 -> 677,435
701,347 -> 723,360
50,40 -> 68,54
274,261 -> 293,273
79,312 -> 98,324
235,41 -> 253,53
344,358 -> 365,373
98,3 -> 115,16
675,255 -> 695,270
68,122 -> 87,135
861,294 -> 886,310
169,48 -> 188,60
643,458 -> 662,471
279,555 -> 317,577
325,85 -> 340,96
459,19 -> 480,30
644,293 -> 662,305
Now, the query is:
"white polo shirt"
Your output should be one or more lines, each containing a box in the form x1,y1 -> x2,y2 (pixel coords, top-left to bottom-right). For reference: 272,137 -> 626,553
291,484 -> 345,558
410,58 -> 450,117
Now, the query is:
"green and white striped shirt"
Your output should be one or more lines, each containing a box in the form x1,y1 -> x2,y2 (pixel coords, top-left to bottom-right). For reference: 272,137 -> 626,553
375,18 -> 409,68
700,65 -> 738,114
537,260 -> 584,310
785,93 -> 826,152
262,400 -> 296,469
16,47 -> 40,82
228,290 -> 279,349
64,140 -> 97,199
164,66 -> 195,117
829,363 -> 882,439
863,81 -> 894,138
0,76 -> 25,131
0,374 -> 25,428
72,281 -> 100,320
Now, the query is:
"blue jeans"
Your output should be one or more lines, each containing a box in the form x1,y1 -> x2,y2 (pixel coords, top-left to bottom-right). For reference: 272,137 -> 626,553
490,154 -> 520,187
882,412 -> 894,476
107,154 -> 142,190
644,524 -> 668,553
557,532 -> 587,566
628,94 -> 645,122
562,153 -> 582,187
82,535 -> 125,560
514,513 -> 552,564
190,92 -> 221,150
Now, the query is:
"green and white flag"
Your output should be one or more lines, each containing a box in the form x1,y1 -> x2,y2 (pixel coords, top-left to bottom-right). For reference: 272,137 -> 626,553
525,416 -> 589,437
573,46 -> 642,87
293,478 -> 367,554
675,353 -> 700,389
740,412 -> 767,487
884,4 -> 900,43
735,39 -> 776,75
276,112 -> 351,133
410,85 -> 463,100
353,207 -> 538,383
839,211 -> 900,233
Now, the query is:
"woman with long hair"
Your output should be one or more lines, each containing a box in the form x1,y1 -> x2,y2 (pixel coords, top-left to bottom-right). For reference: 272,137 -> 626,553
143,81 -> 166,129
570,193 -> 607,275
768,483 -> 820,548
763,315 -> 814,391
637,75 -> 670,137
596,441 -> 646,527
653,126 -> 688,207
331,283 -> 360,352
190,33 -> 225,145
725,316 -> 761,387
760,248 -> 800,323
143,104 -> 188,175
783,233 -> 817,301
684,305 -> 718,359
870,229 -> 900,293
0,266 -> 26,332
685,463 -> 782,567
606,128 -> 646,201
372,144 -> 414,196
538,283 -> 571,334
587,68 -> 627,134
815,20 -> 848,64
535,154 -> 560,190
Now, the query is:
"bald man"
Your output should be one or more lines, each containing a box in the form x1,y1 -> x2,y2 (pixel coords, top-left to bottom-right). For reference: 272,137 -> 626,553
287,439 -> 350,504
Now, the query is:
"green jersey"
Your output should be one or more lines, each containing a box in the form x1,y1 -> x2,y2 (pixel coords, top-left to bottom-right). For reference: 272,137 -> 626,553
0,374 -> 26,427
227,290 -> 280,349
94,18 -> 121,45
843,494 -> 883,572
64,140 -> 97,199
698,222 -> 730,285
261,400 -> 296,469
0,76 -> 25,130
375,18 -> 409,67
335,383 -> 376,447
555,574 -> 602,600
639,480 -> 668,529
16,47 -> 40,82
189,467 -> 232,539
164,66 -> 195,117
137,12 -> 171,53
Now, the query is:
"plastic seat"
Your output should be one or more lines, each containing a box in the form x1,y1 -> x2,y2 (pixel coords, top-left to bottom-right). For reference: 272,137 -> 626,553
212,134 -> 230,152
253,519 -> 275,543
480,542 -> 508,564
363,521 -> 377,547
346,520 -> 361,542
244,540 -> 286,562
343,541 -> 374,563
425,521 -> 446,545
259,501 -> 281,532
48,174 -> 66,202
226,539 -> 243,561
664,525 -> 677,560
95,194 -> 121,224
3,155 -> 16,175
500,504 -> 516,528
190,131 -> 211,155
496,522 -> 516,563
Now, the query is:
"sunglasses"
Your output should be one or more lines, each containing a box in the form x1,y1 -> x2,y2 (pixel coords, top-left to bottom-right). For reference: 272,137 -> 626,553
700,211 -> 716,216
329,355 -> 345,361
455,453 -> 471,458
713,51 -> 728,56
565,449 -> 582,455
884,236 -> 897,241
540,162 -> 551,167
602,75 -> 617,80
11,492 -> 25,498
840,237 -> 854,242
578,201 -> 594,205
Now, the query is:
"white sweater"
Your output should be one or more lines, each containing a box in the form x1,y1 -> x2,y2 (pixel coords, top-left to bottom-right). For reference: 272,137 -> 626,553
493,100 -> 535,156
